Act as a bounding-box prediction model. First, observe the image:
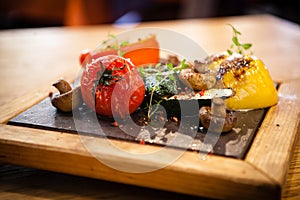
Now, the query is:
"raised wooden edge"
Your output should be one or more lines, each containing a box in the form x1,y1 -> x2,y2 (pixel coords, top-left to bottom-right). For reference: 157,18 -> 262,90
1,80 -> 299,199
0,124 -> 279,200
245,80 -> 300,185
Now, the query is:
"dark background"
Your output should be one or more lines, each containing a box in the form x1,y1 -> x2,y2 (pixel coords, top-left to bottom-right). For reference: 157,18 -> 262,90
0,0 -> 299,29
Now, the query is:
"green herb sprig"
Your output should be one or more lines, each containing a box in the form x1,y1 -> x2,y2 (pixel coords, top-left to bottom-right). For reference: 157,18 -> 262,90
101,34 -> 128,57
139,59 -> 189,120
227,24 -> 252,55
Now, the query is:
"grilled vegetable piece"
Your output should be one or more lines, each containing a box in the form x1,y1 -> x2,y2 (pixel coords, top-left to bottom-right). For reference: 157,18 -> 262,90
199,98 -> 237,133
165,88 -> 233,101
138,65 -> 181,96
49,79 -> 82,112
81,55 -> 145,118
213,53 -> 278,110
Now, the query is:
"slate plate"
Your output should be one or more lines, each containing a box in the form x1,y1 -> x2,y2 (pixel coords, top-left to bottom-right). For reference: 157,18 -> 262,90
8,97 -> 267,159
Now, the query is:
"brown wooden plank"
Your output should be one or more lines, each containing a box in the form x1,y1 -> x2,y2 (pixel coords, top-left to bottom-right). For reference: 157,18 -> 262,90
246,80 -> 300,185
0,123 -> 279,199
0,73 -> 76,124
282,134 -> 300,199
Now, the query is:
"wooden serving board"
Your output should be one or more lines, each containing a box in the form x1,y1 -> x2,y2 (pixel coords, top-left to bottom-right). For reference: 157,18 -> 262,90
0,80 -> 300,200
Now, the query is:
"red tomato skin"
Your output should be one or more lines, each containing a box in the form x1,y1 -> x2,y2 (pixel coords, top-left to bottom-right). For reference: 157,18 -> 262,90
81,55 -> 145,118
81,55 -> 115,110
79,49 -> 92,67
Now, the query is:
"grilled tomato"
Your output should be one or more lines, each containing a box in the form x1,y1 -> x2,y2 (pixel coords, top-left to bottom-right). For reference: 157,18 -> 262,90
81,55 -> 145,118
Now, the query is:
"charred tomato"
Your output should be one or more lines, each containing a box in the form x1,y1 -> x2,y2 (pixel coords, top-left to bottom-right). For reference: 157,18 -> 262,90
81,55 -> 145,118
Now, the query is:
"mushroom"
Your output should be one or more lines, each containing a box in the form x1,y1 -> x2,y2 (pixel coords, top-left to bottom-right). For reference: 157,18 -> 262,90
194,57 -> 213,73
179,58 -> 218,91
179,68 -> 217,90
199,98 -> 237,133
49,79 -> 82,112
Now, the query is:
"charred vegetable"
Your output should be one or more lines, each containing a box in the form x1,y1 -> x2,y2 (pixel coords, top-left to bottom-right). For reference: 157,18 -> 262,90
199,98 -> 237,133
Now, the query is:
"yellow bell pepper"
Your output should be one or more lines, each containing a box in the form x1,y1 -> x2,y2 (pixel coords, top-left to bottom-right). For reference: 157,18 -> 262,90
221,56 -> 278,110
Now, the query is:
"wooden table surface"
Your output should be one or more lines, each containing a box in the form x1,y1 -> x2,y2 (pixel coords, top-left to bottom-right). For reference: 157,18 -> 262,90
0,14 -> 299,199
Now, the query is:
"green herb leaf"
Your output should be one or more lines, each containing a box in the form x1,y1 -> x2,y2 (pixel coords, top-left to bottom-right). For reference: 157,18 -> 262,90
100,34 -> 129,58
228,24 -> 241,35
227,49 -> 233,55
166,63 -> 173,70
156,75 -> 162,82
110,45 -> 118,50
155,63 -> 162,68
169,75 -> 175,81
227,24 -> 253,55
120,41 -> 129,46
108,34 -> 116,39
180,59 -> 189,70
232,36 -> 239,46
241,43 -> 252,50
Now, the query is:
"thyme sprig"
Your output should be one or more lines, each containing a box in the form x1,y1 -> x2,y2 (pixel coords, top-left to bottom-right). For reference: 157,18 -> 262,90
227,24 -> 252,55
139,59 -> 189,119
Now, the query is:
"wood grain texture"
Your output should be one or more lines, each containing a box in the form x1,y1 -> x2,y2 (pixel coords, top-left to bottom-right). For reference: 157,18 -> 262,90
282,134 -> 300,199
0,124 -> 278,200
246,80 -> 300,185
0,14 -> 299,199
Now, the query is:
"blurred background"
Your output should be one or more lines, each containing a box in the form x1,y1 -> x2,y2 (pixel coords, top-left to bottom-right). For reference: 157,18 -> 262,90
0,0 -> 299,29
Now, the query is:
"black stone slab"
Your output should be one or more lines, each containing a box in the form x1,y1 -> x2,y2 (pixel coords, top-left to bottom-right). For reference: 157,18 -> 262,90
8,97 -> 267,159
